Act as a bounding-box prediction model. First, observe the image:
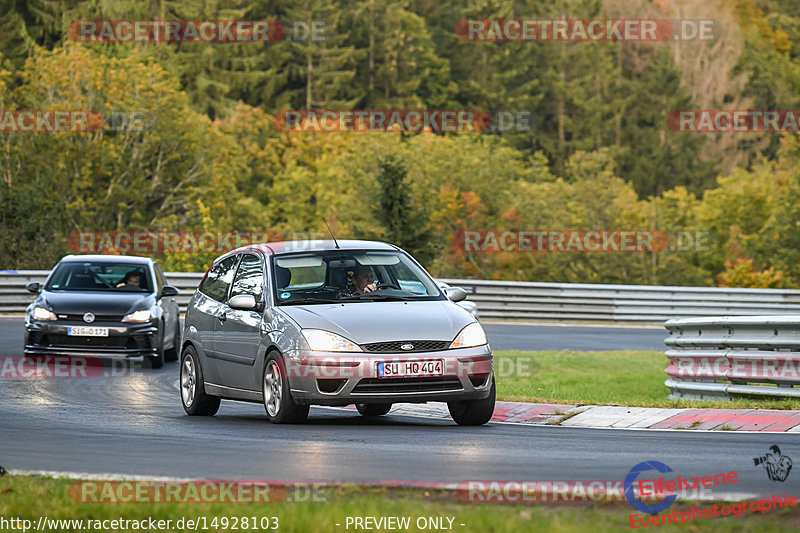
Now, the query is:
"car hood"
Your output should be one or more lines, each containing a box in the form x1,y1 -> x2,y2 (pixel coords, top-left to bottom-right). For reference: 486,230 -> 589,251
278,300 -> 474,344
40,290 -> 153,316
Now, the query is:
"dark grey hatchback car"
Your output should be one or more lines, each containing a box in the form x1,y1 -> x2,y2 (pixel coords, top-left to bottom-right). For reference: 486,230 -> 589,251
24,255 -> 181,368
180,240 -> 495,425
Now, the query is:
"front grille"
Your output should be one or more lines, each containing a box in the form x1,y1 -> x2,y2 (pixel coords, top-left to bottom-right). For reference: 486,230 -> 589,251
46,334 -> 146,350
352,377 -> 463,394
59,314 -> 124,322
360,340 -> 449,353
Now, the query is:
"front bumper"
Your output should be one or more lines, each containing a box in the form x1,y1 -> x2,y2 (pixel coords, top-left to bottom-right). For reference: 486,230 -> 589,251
24,320 -> 159,358
284,345 -> 493,406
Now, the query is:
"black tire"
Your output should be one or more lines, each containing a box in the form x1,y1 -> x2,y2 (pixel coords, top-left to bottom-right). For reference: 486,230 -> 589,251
262,352 -> 309,424
447,376 -> 496,426
149,321 -> 165,369
164,317 -> 180,362
180,345 -> 220,416
356,403 -> 392,417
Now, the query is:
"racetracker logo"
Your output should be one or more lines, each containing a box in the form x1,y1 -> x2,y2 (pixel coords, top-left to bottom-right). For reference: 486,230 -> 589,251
456,19 -> 718,42
668,110 -> 800,132
273,110 -> 491,133
0,356 -> 105,379
70,481 -> 326,503
68,20 -> 287,43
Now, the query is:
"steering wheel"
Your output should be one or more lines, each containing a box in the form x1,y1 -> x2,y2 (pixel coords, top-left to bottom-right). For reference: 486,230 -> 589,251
375,282 -> 402,290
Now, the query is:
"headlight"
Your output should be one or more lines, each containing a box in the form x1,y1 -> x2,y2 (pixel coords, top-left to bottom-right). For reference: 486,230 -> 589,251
32,307 -> 56,321
122,310 -> 152,323
450,322 -> 487,349
301,329 -> 362,352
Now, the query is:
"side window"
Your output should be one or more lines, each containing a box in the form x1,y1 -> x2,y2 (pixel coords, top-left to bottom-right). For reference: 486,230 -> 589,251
198,255 -> 239,302
230,254 -> 264,302
153,263 -> 165,292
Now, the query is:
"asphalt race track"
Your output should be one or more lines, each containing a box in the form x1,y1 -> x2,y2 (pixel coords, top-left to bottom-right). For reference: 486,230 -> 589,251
1,317 -> 795,501
0,317 -> 668,354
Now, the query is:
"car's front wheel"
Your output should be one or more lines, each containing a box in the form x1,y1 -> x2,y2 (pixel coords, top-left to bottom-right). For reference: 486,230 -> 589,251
180,345 -> 220,416
150,323 -> 165,369
263,353 -> 309,424
447,376 -> 496,426
164,317 -> 180,362
356,403 -> 392,417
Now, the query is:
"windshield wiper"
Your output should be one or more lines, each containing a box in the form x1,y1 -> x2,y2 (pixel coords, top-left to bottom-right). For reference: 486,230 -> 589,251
340,293 -> 407,301
279,298 -> 340,306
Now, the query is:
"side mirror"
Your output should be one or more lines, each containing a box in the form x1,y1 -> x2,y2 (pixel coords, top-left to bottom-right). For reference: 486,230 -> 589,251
443,286 -> 467,303
26,282 -> 41,294
160,285 -> 179,297
228,294 -> 258,310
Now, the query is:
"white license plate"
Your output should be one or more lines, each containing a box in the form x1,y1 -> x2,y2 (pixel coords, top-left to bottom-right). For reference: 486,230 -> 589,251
67,326 -> 109,337
377,360 -> 443,378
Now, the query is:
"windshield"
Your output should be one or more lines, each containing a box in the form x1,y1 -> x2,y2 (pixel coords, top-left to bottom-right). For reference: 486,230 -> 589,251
45,261 -> 152,292
272,250 -> 443,305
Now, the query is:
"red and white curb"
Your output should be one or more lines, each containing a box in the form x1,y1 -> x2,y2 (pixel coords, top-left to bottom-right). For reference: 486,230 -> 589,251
339,402 -> 800,432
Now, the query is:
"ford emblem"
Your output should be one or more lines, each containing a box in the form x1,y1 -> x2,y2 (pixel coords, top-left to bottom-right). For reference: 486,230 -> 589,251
400,343 -> 414,351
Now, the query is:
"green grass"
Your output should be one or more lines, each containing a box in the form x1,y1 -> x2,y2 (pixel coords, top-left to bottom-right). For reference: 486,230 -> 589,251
2,475 -> 799,533
493,350 -> 800,410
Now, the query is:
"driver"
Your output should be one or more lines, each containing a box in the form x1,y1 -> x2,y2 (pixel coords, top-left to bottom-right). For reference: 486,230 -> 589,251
338,265 -> 377,297
116,272 -> 142,289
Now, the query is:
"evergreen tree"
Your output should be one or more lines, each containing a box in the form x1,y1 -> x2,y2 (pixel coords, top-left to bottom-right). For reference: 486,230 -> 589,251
374,157 -> 431,261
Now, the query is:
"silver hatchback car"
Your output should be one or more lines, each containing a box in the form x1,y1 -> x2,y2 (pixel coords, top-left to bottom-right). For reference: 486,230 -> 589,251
180,240 -> 495,425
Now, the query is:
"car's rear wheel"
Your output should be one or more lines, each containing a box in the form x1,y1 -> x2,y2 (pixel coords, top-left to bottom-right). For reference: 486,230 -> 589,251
180,345 -> 220,416
447,376 -> 496,426
263,353 -> 309,424
355,403 -> 392,417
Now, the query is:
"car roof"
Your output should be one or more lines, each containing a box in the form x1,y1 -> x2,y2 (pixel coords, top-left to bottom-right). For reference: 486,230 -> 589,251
59,254 -> 154,265
229,239 -> 399,257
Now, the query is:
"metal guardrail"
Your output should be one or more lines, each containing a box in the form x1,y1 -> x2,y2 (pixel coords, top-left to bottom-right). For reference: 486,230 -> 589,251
446,279 -> 800,323
0,271 -> 204,314
5,270 -> 800,324
664,316 -> 800,400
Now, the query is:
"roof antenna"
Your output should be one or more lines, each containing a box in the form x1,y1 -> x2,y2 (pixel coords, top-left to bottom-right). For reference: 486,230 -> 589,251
322,217 -> 340,249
